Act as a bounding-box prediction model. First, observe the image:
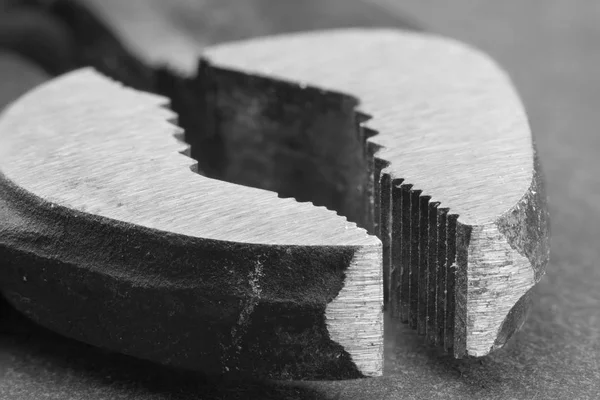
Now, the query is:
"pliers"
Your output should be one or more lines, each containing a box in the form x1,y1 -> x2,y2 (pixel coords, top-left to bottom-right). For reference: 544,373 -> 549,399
0,0 -> 550,380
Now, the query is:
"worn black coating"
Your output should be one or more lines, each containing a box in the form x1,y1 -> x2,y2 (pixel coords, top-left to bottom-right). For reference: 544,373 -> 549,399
0,178 -> 364,380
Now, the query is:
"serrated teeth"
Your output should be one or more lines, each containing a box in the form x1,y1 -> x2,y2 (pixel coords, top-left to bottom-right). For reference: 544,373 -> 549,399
375,168 -> 459,351
154,59 -> 463,354
362,123 -> 460,353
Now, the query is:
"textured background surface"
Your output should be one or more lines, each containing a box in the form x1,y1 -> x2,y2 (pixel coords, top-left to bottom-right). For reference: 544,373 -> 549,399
1,0 -> 599,398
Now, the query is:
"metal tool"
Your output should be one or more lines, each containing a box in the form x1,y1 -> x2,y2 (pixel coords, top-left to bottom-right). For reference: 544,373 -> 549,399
0,0 -> 549,380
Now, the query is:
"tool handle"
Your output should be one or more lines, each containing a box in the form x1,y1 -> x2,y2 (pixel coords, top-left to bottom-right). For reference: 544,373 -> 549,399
0,5 -> 75,74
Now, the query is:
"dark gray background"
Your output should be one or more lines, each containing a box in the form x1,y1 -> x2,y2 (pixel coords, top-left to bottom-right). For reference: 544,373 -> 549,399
1,1 -> 599,398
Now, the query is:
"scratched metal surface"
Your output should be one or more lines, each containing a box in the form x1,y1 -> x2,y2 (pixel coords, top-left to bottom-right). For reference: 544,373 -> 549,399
0,0 -> 599,399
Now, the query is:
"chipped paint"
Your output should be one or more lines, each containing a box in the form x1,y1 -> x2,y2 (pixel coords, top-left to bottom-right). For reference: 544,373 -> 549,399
231,256 -> 264,345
